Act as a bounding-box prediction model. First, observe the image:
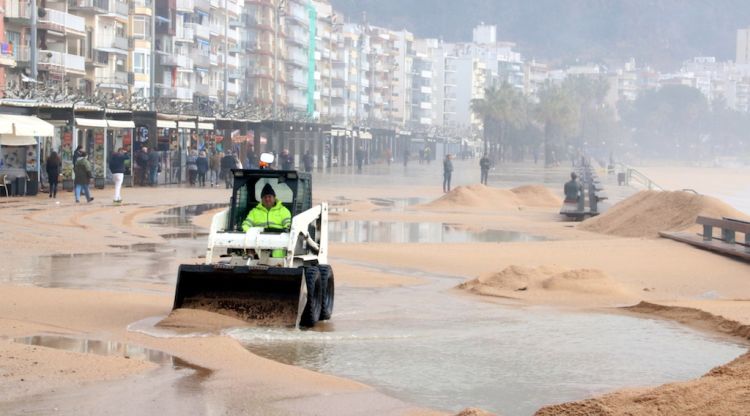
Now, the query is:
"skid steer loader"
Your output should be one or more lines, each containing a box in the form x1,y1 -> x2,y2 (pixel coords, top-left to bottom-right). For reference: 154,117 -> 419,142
172,156 -> 334,328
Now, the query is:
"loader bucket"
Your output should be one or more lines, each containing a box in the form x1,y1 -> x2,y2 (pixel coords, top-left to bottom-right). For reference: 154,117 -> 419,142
173,264 -> 307,328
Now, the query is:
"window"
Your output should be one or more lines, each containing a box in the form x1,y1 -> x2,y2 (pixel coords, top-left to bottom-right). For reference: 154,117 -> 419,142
133,52 -> 145,74
132,17 -> 150,39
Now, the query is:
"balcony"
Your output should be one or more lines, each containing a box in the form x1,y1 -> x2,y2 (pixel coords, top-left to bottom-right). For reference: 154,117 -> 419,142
38,50 -> 86,74
194,0 -> 210,11
210,53 -> 219,66
226,81 -> 240,95
176,0 -> 194,12
68,0 -> 108,13
194,83 -> 210,96
226,54 -> 239,68
163,54 -> 193,69
96,34 -> 129,52
175,25 -> 195,43
96,71 -> 129,89
227,28 -> 240,43
226,0 -> 242,16
158,85 -> 193,100
192,51 -> 210,67
187,23 -> 210,40
6,1 -> 31,19
13,46 -> 31,63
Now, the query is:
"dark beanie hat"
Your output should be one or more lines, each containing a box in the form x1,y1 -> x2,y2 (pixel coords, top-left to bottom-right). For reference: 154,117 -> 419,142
261,183 -> 275,197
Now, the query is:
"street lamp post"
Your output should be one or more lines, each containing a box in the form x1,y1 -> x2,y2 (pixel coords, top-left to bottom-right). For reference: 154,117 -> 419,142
273,0 -> 286,120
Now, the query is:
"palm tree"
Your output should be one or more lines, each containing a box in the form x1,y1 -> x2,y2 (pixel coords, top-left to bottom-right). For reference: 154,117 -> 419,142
471,83 -> 528,161
533,83 -> 579,166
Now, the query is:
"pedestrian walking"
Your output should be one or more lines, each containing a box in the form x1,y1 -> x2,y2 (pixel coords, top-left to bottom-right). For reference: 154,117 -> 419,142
148,148 -> 161,186
196,150 -> 209,187
221,151 -> 237,188
279,149 -> 293,170
45,151 -> 61,198
302,150 -> 313,172
186,149 -> 198,186
108,147 -> 128,203
356,146 -> 365,173
135,146 -> 149,186
443,154 -> 453,193
209,150 -> 221,186
479,153 -> 491,185
73,151 -> 94,203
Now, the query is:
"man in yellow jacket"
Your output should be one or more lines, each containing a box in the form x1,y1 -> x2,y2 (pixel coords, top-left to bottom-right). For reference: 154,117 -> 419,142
242,183 -> 291,231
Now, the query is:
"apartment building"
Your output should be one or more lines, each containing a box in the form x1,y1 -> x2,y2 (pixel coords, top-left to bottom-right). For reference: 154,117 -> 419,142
5,0 -> 86,91
242,0 -> 283,110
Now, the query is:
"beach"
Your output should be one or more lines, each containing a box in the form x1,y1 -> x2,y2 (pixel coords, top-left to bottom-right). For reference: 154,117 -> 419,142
1,161 -> 749,415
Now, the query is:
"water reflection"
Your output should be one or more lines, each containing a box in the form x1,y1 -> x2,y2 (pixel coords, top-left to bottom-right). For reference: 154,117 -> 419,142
328,221 -> 548,243
233,278 -> 746,416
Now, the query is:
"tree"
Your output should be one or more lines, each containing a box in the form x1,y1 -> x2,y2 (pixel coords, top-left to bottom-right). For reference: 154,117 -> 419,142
471,83 -> 528,161
533,83 -> 579,166
620,85 -> 708,159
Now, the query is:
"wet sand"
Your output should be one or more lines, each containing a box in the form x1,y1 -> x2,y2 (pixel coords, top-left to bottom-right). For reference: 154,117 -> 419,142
1,162 -> 749,415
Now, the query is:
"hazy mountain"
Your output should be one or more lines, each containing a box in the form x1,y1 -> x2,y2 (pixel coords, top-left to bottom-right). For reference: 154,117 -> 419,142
330,0 -> 750,70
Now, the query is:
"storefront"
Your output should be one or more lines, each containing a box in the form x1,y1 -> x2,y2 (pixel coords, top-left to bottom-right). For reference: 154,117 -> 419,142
0,114 -> 55,196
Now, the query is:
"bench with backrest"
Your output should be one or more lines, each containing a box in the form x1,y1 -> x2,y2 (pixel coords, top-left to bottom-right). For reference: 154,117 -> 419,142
696,216 -> 750,251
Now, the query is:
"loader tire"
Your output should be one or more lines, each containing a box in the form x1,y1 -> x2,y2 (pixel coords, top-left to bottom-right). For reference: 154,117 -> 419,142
300,266 -> 323,327
318,265 -> 335,321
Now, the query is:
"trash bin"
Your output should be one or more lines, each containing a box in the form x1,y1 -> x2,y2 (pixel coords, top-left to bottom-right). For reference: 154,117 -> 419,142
26,172 -> 38,196
14,177 -> 26,196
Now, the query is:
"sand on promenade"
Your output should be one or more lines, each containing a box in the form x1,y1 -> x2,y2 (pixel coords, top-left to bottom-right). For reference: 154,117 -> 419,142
0,166 -> 749,416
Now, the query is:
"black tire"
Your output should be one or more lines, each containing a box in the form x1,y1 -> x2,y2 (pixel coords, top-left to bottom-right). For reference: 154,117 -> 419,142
318,265 -> 335,321
300,266 -> 322,327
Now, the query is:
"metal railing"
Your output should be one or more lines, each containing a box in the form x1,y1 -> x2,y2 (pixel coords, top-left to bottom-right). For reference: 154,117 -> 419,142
616,163 -> 665,191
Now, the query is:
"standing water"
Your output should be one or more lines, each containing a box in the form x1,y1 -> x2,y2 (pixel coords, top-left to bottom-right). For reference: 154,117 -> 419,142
228,263 -> 747,416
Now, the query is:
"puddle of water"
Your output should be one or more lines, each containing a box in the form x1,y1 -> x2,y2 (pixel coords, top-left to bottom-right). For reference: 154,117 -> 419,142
14,334 -> 179,366
1,238 -> 205,292
228,263 -> 747,416
328,220 -> 548,243
148,203 -> 227,228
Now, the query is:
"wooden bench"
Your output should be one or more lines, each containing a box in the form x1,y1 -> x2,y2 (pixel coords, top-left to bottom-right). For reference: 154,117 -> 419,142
660,216 -> 750,262
696,216 -> 750,247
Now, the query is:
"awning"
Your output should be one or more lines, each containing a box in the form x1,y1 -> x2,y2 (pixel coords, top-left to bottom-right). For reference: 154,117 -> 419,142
107,120 -> 135,128
76,118 -> 108,128
0,115 -> 55,137
197,122 -> 214,130
0,115 -> 13,134
178,121 -> 196,129
0,135 -> 36,146
157,120 -> 177,129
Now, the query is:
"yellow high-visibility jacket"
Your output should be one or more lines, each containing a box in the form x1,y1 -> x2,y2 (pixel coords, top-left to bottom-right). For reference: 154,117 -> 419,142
242,200 -> 292,232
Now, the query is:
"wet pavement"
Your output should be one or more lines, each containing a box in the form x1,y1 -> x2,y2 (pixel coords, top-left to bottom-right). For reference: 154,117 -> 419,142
2,166 -> 747,415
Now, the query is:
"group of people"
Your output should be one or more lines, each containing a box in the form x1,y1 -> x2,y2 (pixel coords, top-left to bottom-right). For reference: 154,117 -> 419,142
440,152 -> 493,193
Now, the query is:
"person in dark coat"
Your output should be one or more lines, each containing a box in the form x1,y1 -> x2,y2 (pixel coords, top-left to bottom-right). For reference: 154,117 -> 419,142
108,147 -> 128,203
279,149 -> 293,170
479,153 -> 491,185
196,150 -> 209,187
73,151 -> 94,203
147,149 -> 161,186
135,146 -> 149,186
72,145 -> 84,167
443,153 -> 453,193
45,151 -> 62,198
355,146 -> 365,172
221,151 -> 237,188
302,150 -> 314,172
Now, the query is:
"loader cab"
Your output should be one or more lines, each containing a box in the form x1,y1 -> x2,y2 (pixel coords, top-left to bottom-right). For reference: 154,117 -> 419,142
226,169 -> 313,232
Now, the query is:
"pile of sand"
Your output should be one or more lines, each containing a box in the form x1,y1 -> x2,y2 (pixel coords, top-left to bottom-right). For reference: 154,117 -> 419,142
535,351 -> 750,416
457,265 -> 634,301
579,190 -> 748,238
423,184 -> 561,210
